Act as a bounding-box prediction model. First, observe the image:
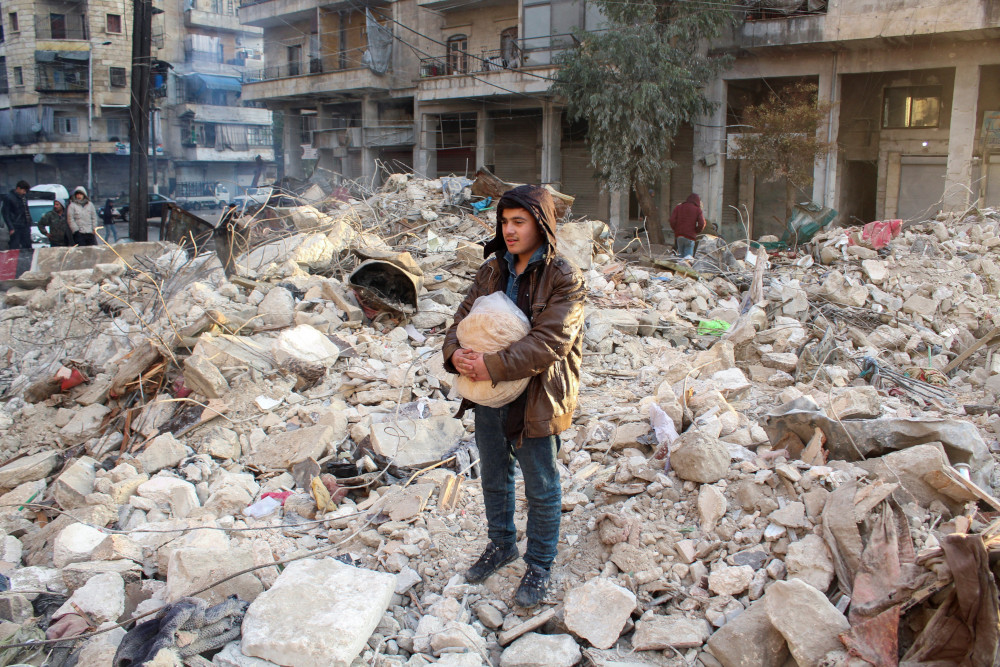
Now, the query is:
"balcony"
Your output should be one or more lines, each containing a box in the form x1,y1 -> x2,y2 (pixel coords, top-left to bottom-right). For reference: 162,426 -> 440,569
736,12 -> 825,50
185,7 -> 262,33
180,145 -> 274,162
176,103 -> 271,125
35,21 -> 88,41
35,62 -> 88,93
238,0 -> 317,28
419,46 -> 522,78
241,64 -> 386,102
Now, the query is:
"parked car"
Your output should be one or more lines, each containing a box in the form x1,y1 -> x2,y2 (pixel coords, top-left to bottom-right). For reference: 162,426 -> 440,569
117,193 -> 176,222
231,186 -> 274,211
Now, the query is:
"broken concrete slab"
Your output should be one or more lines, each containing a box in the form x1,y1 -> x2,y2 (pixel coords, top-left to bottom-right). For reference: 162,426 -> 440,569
0,450 -> 60,490
241,558 -> 396,667
706,598 -> 790,667
247,424 -> 338,471
765,579 -> 849,667
632,613 -> 712,651
563,577 -> 636,649
370,416 -> 464,469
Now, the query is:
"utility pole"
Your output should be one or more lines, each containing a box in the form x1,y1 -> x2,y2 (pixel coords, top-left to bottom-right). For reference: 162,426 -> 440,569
128,0 -> 152,241
151,107 -> 158,194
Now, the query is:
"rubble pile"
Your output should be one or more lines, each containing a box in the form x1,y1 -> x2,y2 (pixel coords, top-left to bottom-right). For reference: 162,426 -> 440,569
0,174 -> 996,666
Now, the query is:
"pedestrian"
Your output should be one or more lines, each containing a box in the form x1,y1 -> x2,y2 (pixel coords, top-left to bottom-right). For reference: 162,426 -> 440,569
443,184 -> 585,608
669,192 -> 707,259
101,199 -> 119,242
1,180 -> 34,250
67,187 -> 99,246
38,199 -> 73,247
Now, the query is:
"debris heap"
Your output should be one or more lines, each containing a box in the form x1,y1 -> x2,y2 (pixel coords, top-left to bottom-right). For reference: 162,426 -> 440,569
0,174 -> 997,667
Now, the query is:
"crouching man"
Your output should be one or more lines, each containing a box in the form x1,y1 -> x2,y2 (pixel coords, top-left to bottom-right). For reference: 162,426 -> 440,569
443,185 -> 585,607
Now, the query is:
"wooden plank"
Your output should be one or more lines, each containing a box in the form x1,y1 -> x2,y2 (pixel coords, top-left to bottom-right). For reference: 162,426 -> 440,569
498,608 -> 555,646
942,325 -> 1000,375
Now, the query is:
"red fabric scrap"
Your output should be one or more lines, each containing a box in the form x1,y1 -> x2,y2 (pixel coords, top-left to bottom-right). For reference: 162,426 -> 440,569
851,219 -> 901,250
261,491 -> 293,505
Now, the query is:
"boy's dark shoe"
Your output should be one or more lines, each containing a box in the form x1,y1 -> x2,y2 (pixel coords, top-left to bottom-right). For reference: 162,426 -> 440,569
465,542 -> 518,584
514,563 -> 550,608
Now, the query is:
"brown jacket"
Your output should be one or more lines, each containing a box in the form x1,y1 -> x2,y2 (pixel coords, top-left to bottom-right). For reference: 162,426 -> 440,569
443,185 -> 585,441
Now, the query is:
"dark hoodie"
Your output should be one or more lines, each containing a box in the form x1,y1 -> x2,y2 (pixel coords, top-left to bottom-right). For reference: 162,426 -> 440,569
669,193 -> 706,241
484,184 -> 559,262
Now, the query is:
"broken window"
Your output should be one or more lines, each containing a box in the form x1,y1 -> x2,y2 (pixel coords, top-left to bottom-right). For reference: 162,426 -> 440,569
109,66 -> 126,87
882,86 -> 941,129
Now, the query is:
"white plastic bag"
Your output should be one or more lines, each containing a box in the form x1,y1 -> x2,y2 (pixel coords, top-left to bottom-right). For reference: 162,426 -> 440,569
455,292 -> 531,408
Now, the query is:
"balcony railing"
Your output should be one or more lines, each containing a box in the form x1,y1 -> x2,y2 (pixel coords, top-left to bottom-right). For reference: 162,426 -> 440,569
243,59 -> 361,82
745,1 -> 827,21
35,22 -> 89,40
35,65 -> 88,92
420,46 -> 523,78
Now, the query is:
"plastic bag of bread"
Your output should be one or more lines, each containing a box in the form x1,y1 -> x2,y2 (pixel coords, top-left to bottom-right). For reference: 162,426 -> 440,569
455,292 -> 531,408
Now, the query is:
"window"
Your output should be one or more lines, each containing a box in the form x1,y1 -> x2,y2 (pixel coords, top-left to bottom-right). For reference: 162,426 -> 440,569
446,34 -> 468,75
247,125 -> 273,146
0,6 -> 5,43
56,116 -> 79,135
8,11 -> 17,32
883,86 -> 942,129
49,13 -> 66,39
106,14 -> 121,33
36,62 -> 88,92
109,66 -> 126,87
287,45 -> 301,76
13,66 -> 21,85
0,57 -> 7,93
106,118 -> 127,141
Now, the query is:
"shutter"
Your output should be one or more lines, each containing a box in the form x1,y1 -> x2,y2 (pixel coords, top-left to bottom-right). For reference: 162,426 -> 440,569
560,140 -> 604,219
436,147 -> 475,177
493,118 -> 540,183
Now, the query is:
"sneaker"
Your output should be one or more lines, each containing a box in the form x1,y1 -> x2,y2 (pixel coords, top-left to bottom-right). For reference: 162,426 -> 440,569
465,542 -> 518,584
514,563 -> 550,608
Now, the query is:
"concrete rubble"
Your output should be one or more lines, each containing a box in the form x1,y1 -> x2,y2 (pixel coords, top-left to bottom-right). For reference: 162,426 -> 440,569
0,175 -> 997,666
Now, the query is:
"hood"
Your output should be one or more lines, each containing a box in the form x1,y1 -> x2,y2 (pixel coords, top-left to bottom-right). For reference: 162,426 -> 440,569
685,193 -> 701,207
72,186 -> 89,201
483,184 -> 558,260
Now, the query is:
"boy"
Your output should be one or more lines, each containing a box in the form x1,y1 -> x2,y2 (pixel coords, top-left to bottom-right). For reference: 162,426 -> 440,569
443,184 -> 585,607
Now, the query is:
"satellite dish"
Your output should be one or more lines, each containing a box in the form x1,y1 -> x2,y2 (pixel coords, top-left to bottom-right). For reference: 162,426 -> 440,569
30,123 -> 42,133
33,154 -> 46,163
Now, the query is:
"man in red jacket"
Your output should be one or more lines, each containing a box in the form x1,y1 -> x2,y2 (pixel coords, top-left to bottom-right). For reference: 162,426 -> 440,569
669,193 -> 706,258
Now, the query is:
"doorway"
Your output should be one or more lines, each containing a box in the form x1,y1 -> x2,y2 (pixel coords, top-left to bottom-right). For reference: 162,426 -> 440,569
842,160 -> 877,224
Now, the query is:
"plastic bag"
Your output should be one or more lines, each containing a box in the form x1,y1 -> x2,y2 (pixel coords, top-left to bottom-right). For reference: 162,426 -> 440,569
455,292 -> 531,408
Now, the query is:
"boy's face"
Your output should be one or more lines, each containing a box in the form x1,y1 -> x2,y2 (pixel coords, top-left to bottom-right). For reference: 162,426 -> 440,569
502,206 -> 544,258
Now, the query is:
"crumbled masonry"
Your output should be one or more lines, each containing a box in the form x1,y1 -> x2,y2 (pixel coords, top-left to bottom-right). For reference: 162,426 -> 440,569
0,174 -> 998,666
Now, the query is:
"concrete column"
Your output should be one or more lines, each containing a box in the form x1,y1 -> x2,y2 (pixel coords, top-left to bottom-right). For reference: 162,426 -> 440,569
475,109 -> 494,171
609,189 -> 629,237
813,57 -> 841,208
316,104 -> 337,175
943,64 -> 981,212
413,110 -> 438,178
361,95 -> 378,185
282,107 -> 304,179
541,103 -> 562,188
692,78 -> 726,224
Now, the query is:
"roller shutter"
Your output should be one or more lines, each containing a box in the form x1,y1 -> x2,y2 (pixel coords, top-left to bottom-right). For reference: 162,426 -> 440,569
493,118 -> 540,184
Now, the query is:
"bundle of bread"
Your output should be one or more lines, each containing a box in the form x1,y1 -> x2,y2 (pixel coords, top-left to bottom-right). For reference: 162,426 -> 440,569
455,292 -> 531,407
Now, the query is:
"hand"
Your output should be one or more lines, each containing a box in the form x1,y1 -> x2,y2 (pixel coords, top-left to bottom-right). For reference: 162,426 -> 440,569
452,348 -> 489,382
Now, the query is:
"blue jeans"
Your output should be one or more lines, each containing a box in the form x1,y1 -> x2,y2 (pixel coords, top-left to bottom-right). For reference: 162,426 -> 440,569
475,405 -> 561,570
677,236 -> 696,258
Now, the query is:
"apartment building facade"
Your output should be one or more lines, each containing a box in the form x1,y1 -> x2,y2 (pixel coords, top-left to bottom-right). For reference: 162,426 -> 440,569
0,0 -> 132,196
238,0 -> 1000,238
153,0 -> 275,200
703,0 -> 1000,239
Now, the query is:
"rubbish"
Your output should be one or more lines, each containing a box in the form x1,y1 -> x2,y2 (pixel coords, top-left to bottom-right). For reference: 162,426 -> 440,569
454,292 -> 531,408
697,319 -> 731,336
113,596 -> 248,666
243,496 -> 282,518
764,397 -> 994,488
348,252 -> 423,315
